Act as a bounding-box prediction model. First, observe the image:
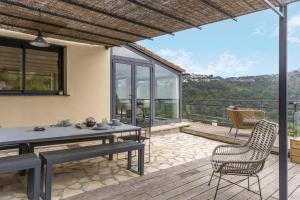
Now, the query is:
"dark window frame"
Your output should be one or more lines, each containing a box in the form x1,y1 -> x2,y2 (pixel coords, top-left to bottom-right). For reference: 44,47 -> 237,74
110,45 -> 183,126
0,36 -> 64,95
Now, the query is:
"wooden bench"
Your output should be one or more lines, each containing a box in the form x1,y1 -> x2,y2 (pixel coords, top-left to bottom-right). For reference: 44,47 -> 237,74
39,141 -> 145,200
0,153 -> 41,200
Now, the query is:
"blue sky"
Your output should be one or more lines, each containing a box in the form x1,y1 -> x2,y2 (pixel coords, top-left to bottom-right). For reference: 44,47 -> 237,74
138,2 -> 300,77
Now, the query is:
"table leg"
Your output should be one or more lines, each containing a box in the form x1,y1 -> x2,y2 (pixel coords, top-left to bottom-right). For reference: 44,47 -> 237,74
138,148 -> 144,175
127,151 -> 132,170
109,135 -> 114,160
138,129 -> 141,143
27,144 -> 34,153
18,144 -> 29,176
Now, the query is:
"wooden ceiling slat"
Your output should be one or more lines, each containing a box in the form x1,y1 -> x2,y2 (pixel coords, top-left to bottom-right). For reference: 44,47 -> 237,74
59,0 -> 174,36
200,0 -> 237,21
127,0 -> 202,30
0,11 -> 133,43
0,0 -> 149,40
0,24 -> 105,46
0,20 -> 118,46
0,0 -> 295,46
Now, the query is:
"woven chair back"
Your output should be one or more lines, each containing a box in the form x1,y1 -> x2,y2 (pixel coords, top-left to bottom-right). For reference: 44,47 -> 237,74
247,120 -> 278,160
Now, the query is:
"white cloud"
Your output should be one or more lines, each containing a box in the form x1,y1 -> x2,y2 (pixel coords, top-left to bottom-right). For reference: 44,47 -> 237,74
205,53 -> 254,75
271,14 -> 300,45
156,49 -> 254,76
252,27 -> 266,36
288,14 -> 300,44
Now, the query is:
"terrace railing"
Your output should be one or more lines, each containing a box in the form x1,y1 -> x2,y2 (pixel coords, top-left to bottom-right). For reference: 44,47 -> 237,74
183,99 -> 300,136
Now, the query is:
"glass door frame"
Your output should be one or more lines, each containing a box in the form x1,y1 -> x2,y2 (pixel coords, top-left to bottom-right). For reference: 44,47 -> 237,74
111,58 -> 154,126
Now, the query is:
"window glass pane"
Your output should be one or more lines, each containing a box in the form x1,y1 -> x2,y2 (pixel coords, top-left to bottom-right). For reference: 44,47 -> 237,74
155,64 -> 179,121
136,65 -> 151,126
112,46 -> 147,61
0,46 -> 22,91
25,49 -> 59,91
115,63 -> 132,124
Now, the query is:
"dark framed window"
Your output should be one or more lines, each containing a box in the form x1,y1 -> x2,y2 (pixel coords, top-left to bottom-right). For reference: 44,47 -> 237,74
111,46 -> 182,127
0,36 -> 64,95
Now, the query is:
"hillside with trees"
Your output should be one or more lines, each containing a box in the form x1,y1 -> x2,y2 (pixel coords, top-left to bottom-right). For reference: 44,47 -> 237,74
182,69 -> 300,125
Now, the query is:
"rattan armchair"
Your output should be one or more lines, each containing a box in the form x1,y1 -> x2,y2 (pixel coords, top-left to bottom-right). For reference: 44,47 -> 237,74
227,107 -> 265,138
209,119 -> 278,200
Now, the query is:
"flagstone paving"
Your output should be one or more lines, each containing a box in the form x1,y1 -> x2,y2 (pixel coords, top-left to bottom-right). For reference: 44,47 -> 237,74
0,131 -> 222,200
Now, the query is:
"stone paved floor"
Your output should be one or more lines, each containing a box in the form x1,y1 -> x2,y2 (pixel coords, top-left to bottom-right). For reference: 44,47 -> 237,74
0,131 -> 222,200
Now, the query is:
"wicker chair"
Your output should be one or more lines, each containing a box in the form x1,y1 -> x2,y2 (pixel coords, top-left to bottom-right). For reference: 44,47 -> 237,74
209,119 -> 278,200
227,107 -> 265,138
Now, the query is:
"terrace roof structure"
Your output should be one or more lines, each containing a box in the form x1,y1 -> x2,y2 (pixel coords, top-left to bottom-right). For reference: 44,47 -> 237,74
0,1 -> 298,200
128,43 -> 186,73
0,0 -> 294,47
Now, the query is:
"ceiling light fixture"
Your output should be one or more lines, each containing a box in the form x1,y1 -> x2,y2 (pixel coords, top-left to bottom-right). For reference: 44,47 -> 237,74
29,9 -> 50,47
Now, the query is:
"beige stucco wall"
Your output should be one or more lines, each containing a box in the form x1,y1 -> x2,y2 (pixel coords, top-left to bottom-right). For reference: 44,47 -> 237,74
0,29 -> 111,127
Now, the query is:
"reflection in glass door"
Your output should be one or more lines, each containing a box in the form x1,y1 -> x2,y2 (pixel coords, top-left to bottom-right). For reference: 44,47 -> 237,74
136,65 -> 151,127
114,62 -> 133,124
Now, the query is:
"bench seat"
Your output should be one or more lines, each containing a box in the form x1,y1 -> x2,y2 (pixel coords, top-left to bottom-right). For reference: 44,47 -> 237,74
0,153 -> 40,172
29,135 -> 115,160
0,153 -> 41,200
40,140 -> 143,164
39,141 -> 145,200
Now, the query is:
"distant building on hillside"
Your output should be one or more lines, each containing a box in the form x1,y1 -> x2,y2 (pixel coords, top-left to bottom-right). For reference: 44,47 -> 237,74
185,74 -> 222,82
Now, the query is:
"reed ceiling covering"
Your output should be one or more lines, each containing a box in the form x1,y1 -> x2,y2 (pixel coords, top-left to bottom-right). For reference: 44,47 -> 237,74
0,0 -> 293,47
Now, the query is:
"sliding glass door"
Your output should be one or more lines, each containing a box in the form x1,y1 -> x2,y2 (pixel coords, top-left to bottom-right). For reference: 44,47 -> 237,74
112,60 -> 153,126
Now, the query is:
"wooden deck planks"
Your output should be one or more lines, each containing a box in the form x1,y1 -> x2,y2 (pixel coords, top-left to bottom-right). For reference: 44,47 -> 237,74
104,163 -> 213,200
181,123 -> 287,154
64,155 -> 300,200
187,156 -> 278,200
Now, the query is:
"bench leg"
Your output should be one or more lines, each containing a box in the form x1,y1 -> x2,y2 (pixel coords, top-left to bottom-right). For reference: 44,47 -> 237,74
27,165 -> 41,200
109,136 -> 114,160
127,151 -> 132,170
40,162 -> 45,197
27,168 -> 33,199
138,148 -> 144,175
44,164 -> 53,200
33,165 -> 41,200
102,138 -> 106,144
